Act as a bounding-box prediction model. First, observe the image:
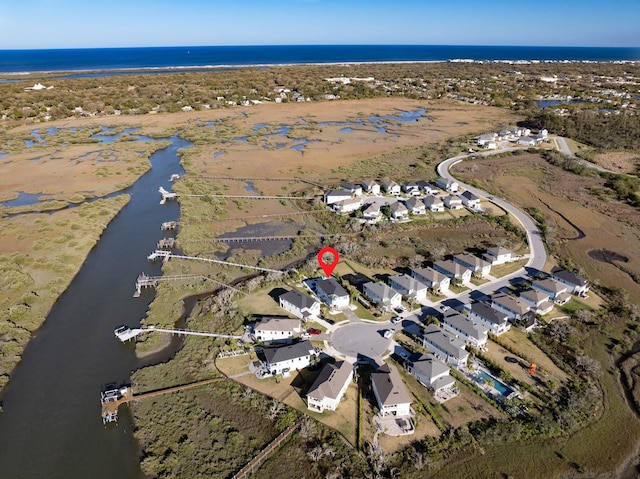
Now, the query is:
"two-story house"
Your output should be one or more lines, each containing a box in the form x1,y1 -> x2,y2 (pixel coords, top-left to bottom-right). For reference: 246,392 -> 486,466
261,340 -> 315,376
279,290 -> 321,320
466,302 -> 511,335
253,317 -> 301,345
388,274 -> 428,301
411,267 -> 450,293
422,324 -> 469,368
306,361 -> 354,413
314,277 -> 350,310
440,312 -> 489,349
371,364 -> 412,417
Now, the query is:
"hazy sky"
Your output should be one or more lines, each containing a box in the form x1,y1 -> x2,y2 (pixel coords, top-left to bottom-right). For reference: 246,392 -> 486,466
1,0 -> 639,49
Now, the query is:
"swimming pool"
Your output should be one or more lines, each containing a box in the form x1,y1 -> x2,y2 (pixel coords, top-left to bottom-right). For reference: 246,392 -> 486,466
477,370 -> 514,398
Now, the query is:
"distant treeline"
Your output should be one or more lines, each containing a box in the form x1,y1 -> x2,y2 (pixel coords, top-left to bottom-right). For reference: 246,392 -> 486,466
524,110 -> 640,150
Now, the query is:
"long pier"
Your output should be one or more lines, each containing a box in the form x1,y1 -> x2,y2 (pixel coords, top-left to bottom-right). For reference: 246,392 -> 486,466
178,232 -> 356,245
114,325 -> 242,343
199,175 -> 324,188
101,378 -> 224,424
148,252 -> 286,274
133,273 -> 245,297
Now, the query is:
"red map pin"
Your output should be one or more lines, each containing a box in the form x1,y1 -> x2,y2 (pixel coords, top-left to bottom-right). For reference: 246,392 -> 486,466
317,247 -> 339,277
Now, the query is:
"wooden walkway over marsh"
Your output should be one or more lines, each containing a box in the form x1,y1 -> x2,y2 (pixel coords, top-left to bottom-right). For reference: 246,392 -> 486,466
101,378 -> 225,424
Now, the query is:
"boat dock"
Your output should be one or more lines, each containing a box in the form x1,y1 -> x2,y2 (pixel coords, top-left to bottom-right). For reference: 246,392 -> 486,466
158,186 -> 178,204
157,237 -> 176,250
161,221 -> 179,231
101,378 -> 224,424
114,325 -> 242,343
134,273 -> 245,297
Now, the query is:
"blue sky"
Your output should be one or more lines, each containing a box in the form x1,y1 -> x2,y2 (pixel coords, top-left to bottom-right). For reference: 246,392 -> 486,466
1,0 -> 639,49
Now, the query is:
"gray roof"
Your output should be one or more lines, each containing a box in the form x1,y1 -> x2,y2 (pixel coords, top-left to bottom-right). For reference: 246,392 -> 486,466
443,195 -> 462,204
389,274 -> 427,293
551,268 -> 588,287
412,267 -> 447,285
306,361 -> 353,402
361,179 -> 378,189
390,202 -> 408,214
254,317 -> 300,332
492,293 -> 530,315
405,197 -> 425,209
280,290 -> 318,310
454,254 -> 490,271
442,312 -> 487,340
316,278 -> 349,298
325,189 -> 350,198
263,340 -> 314,365
461,190 -> 479,201
422,324 -> 467,359
371,364 -> 412,407
409,353 -> 449,380
363,281 -> 401,302
340,182 -> 359,191
532,278 -> 566,294
468,302 -> 509,325
486,246 -> 512,258
520,288 -> 550,304
381,178 -> 399,189
423,196 -> 444,207
434,260 -> 470,277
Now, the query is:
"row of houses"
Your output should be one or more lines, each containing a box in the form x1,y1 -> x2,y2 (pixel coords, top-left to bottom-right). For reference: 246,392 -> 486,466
324,177 -> 466,216
418,268 -> 590,369
477,128 -> 548,149
357,247 -> 517,311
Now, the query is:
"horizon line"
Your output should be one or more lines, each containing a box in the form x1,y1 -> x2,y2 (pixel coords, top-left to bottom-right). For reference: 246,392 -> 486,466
2,43 -> 640,52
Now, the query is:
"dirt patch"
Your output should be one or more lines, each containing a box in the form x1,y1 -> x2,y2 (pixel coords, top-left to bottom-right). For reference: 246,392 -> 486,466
594,151 -> 640,175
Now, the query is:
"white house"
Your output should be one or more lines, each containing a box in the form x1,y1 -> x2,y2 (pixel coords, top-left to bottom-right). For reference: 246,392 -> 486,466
253,317 -> 301,344
423,196 -> 445,212
417,181 -> 439,195
261,340 -> 315,376
453,254 -> 492,278
483,246 -> 515,265
405,353 -> 457,402
433,260 -> 472,283
466,302 -> 511,335
490,293 -> 531,320
477,132 -> 498,149
333,197 -> 363,214
411,267 -> 450,293
440,312 -> 489,349
443,195 -> 463,210
363,282 -> 402,310
381,178 -> 401,196
390,201 -> 409,220
279,290 -> 321,320
402,182 -> 421,196
422,324 -> 469,368
518,136 -> 537,146
461,190 -> 481,210
324,190 -> 351,205
551,268 -> 589,296
361,180 -> 380,195
388,274 -> 428,301
314,278 -> 350,309
436,178 -> 459,192
306,361 -> 354,413
519,289 -> 555,315
404,197 -> 426,215
371,364 -> 412,417
340,182 -> 363,196
531,278 -> 571,305
362,203 -> 382,222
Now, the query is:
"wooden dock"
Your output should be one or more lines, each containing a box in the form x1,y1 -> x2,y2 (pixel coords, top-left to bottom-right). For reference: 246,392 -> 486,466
161,221 -> 179,231
134,273 -> 245,297
101,378 -> 224,424
199,175 -> 324,188
157,237 -> 176,250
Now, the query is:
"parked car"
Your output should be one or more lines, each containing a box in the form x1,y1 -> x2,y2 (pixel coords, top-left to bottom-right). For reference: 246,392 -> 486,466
391,316 -> 402,324
383,329 -> 394,339
307,328 -> 322,335
301,332 -> 311,339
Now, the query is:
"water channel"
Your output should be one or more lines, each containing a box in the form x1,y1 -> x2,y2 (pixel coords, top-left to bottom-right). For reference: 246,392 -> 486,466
0,135 -> 191,478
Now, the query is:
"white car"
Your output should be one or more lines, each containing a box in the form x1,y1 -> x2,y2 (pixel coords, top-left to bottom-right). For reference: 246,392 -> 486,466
383,329 -> 394,339
391,316 -> 402,324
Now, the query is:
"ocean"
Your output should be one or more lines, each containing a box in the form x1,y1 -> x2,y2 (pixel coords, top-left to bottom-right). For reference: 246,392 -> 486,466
0,45 -> 638,74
